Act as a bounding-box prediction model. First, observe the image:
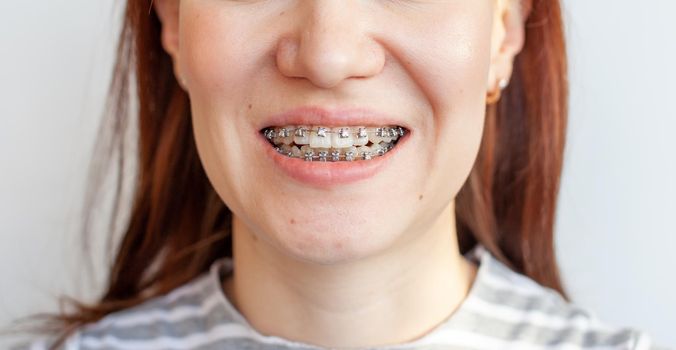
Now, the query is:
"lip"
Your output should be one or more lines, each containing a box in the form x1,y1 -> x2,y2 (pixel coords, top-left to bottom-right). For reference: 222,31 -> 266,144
258,132 -> 410,189
258,105 -> 412,130
256,106 -> 411,189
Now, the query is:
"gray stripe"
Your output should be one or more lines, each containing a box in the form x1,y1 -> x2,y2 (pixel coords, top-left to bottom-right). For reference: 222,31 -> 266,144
143,275 -> 213,309
469,278 -> 595,321
443,309 -> 638,347
193,339 -> 307,350
91,275 -> 213,323
81,297 -> 232,340
191,339 -> 483,350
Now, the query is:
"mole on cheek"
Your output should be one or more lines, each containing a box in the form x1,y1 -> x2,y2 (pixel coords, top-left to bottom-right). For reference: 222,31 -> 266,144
290,218 -> 296,224
248,104 -> 252,110
419,194 -> 424,200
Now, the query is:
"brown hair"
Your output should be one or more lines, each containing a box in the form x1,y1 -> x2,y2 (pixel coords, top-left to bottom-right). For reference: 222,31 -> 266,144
9,0 -> 567,348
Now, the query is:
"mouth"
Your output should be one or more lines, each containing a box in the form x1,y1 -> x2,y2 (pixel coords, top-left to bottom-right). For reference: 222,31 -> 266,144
260,125 -> 408,162
256,106 -> 412,187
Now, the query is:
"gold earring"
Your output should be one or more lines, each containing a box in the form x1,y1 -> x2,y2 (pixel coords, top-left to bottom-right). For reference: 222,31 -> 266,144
486,78 -> 509,105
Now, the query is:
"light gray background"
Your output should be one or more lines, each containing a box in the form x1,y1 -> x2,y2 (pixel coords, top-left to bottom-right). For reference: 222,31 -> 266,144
1,0 -> 674,348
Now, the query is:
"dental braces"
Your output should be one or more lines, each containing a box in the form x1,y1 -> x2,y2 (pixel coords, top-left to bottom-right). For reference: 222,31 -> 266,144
274,143 -> 394,162
263,126 -> 406,140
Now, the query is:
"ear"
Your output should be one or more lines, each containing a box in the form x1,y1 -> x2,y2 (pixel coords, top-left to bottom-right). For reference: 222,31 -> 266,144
487,0 -> 530,93
154,0 -> 186,86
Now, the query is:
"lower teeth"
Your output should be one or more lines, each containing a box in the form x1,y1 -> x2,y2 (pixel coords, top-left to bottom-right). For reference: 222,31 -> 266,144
273,143 -> 395,161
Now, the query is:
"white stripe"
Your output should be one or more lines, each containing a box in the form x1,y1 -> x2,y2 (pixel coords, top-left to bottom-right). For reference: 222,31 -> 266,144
476,274 -> 565,310
28,339 -> 47,350
462,295 -> 616,332
162,275 -> 210,303
85,289 -> 222,331
480,264 -> 551,297
80,323 -> 632,350
633,332 -> 653,350
65,329 -> 82,350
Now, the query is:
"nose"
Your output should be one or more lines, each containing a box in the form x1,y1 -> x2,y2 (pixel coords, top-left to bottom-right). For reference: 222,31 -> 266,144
275,0 -> 385,89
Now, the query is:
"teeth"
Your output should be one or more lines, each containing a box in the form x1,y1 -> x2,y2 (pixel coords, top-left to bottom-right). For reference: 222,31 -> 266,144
357,127 -> 368,139
300,145 -> 311,155
310,126 -> 333,148
278,128 -> 289,138
290,145 -> 301,158
294,126 -> 310,145
370,142 -> 384,156
331,127 -> 354,148
274,126 -> 294,145
301,144 -> 314,161
352,126 -> 368,146
382,143 -> 394,155
318,150 -> 329,162
369,127 -> 393,144
316,127 -> 328,137
356,146 -> 371,160
280,144 -> 292,156
263,125 -> 406,161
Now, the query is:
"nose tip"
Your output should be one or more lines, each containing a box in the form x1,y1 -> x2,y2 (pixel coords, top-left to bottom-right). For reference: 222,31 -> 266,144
275,7 -> 385,89
277,37 -> 383,89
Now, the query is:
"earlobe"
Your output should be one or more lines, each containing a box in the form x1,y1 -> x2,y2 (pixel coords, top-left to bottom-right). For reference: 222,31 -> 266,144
154,0 -> 181,58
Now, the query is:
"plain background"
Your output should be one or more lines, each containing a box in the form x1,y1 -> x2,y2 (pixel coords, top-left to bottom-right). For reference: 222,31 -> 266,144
1,0 -> 674,348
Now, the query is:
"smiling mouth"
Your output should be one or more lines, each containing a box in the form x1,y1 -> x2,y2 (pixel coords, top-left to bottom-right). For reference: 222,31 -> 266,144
261,125 -> 408,162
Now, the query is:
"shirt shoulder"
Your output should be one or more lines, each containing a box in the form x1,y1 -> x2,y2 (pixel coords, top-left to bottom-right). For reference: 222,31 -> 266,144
452,246 -> 662,350
12,257 -> 319,350
11,266 -> 230,350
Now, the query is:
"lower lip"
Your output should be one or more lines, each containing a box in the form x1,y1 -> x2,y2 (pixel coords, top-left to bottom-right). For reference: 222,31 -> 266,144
258,133 -> 409,188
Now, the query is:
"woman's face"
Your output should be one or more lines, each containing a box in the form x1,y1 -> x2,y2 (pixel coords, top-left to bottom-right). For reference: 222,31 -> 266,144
158,0 -> 523,264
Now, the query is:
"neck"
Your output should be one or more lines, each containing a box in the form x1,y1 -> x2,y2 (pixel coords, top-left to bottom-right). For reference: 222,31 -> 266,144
222,201 -> 477,349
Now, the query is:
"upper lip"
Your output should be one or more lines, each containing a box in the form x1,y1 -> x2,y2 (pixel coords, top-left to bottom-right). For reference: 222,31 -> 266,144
258,105 -> 411,131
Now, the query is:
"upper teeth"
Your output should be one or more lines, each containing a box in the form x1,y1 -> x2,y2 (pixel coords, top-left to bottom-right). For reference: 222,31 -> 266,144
263,125 -> 406,161
265,125 -> 405,148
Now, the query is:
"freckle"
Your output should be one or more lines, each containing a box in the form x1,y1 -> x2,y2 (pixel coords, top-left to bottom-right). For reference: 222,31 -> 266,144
248,104 -> 252,110
279,11 -> 285,16
290,218 -> 296,224
419,194 -> 424,200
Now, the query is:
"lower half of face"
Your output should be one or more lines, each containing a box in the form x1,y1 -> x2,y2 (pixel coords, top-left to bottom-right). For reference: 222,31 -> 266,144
183,1 -> 494,264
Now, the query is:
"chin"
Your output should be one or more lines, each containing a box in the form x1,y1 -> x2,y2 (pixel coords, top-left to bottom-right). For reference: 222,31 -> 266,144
265,216 -> 404,266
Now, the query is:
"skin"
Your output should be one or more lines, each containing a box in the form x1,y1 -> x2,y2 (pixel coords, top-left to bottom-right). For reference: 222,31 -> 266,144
155,0 -> 527,348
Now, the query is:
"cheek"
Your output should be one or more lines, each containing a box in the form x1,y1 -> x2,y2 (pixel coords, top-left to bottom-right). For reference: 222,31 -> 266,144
410,16 -> 492,116
397,11 -> 492,199
179,7 -> 259,106
177,7 -> 265,210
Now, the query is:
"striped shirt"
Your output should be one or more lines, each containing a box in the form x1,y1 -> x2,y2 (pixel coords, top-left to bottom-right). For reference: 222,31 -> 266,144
15,246 -> 661,350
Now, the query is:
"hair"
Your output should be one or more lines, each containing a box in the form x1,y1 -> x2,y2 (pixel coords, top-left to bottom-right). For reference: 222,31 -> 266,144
7,0 -> 567,348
